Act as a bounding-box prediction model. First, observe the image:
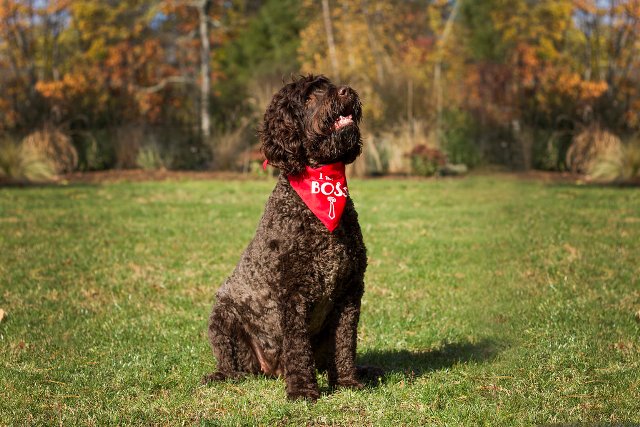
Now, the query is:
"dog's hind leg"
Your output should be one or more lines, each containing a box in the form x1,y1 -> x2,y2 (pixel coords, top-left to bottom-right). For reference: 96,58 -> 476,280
201,301 -> 260,384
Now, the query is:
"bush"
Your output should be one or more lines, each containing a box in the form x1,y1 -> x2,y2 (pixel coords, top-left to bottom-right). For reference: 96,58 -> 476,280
136,143 -> 166,170
363,134 -> 390,176
73,130 -> 114,171
440,109 -> 481,168
566,125 -> 621,174
0,138 -> 56,183
21,125 -> 77,174
533,130 -> 573,171
409,145 -> 447,177
206,119 -> 254,171
589,136 -> 640,183
371,120 -> 434,175
113,126 -> 145,169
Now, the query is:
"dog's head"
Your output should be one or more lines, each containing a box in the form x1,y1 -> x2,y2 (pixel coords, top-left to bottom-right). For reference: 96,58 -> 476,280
260,75 -> 362,176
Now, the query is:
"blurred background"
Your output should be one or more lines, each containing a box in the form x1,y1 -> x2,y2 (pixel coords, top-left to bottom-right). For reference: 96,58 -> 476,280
1,0 -> 639,183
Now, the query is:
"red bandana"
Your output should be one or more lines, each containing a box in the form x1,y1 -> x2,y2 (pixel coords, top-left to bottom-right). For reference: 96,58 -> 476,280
288,163 -> 349,232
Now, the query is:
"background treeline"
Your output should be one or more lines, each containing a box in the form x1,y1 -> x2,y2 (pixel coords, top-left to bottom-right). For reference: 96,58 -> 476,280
1,0 -> 639,182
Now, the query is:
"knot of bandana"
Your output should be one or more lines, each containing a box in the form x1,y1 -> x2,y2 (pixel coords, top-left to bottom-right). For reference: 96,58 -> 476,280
287,163 -> 348,232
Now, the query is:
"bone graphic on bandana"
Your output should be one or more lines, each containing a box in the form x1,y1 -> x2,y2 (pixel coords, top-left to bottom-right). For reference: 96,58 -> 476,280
327,197 -> 336,219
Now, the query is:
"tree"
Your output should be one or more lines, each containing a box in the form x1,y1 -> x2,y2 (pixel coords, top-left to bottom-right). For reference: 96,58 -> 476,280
572,0 -> 640,130
299,0 -> 426,127
216,0 -> 304,127
0,0 -> 69,129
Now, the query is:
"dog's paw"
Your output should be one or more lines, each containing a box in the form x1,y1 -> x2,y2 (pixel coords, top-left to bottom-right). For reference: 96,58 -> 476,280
286,387 -> 320,402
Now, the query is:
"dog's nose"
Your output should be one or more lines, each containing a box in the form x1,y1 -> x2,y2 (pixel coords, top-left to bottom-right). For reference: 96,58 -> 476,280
338,86 -> 349,97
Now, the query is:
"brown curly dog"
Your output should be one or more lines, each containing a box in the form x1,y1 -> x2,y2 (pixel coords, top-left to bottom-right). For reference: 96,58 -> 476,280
202,75 -> 380,401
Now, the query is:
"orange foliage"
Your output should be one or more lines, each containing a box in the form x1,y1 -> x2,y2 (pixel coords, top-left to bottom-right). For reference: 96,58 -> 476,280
550,71 -> 607,101
36,73 -> 89,102
513,43 -> 540,89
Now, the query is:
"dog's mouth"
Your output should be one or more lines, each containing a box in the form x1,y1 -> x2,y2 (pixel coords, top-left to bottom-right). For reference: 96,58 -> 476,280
332,114 -> 354,131
331,104 -> 357,132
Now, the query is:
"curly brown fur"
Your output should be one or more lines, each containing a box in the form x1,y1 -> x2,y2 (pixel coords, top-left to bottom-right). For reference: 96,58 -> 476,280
202,75 -> 376,401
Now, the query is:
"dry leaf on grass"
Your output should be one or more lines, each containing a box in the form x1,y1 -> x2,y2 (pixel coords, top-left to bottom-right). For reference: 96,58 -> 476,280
563,243 -> 580,262
0,309 -> 5,322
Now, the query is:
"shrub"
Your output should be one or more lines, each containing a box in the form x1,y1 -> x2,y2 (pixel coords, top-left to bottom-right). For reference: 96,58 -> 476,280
372,120 -> 433,175
589,136 -> 640,183
409,144 -> 447,177
0,138 -> 56,183
533,130 -> 573,171
566,125 -> 621,174
21,125 -> 77,174
440,109 -> 481,168
361,133 -> 390,176
73,130 -> 114,171
113,126 -> 144,169
162,130 -> 211,170
206,119 -> 253,171
136,143 -> 166,170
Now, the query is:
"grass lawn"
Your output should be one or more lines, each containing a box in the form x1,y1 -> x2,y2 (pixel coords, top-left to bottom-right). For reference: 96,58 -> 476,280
1,175 -> 639,425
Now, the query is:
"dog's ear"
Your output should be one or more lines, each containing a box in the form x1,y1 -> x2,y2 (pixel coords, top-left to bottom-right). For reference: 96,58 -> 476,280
259,84 -> 307,176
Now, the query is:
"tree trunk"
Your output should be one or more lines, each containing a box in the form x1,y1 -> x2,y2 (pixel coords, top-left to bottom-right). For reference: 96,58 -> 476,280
198,0 -> 212,140
322,0 -> 339,78
433,0 -> 460,145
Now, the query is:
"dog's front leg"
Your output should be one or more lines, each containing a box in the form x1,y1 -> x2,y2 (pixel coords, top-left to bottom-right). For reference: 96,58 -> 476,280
281,294 -> 320,401
327,288 -> 364,390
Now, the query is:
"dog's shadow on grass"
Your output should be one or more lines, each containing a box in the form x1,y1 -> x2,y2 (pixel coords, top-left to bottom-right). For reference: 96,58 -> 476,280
355,338 -> 501,385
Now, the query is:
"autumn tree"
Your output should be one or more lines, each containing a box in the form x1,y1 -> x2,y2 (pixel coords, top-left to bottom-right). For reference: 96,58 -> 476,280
0,0 -> 70,130
299,0 -> 441,128
458,0 -> 612,168
572,0 -> 640,130
2,0 -> 639,173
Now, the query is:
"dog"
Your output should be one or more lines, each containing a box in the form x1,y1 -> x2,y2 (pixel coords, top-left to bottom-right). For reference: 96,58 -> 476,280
202,75 -> 375,401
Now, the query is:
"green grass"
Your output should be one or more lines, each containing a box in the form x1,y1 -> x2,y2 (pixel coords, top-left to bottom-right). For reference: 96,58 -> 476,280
1,175 -> 639,425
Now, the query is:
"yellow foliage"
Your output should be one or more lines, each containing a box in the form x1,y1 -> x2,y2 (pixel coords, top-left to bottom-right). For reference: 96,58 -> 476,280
298,1 -> 396,123
298,0 -> 461,128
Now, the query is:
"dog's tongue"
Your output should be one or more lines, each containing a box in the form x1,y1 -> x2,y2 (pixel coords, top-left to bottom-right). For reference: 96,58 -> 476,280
333,115 -> 353,130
